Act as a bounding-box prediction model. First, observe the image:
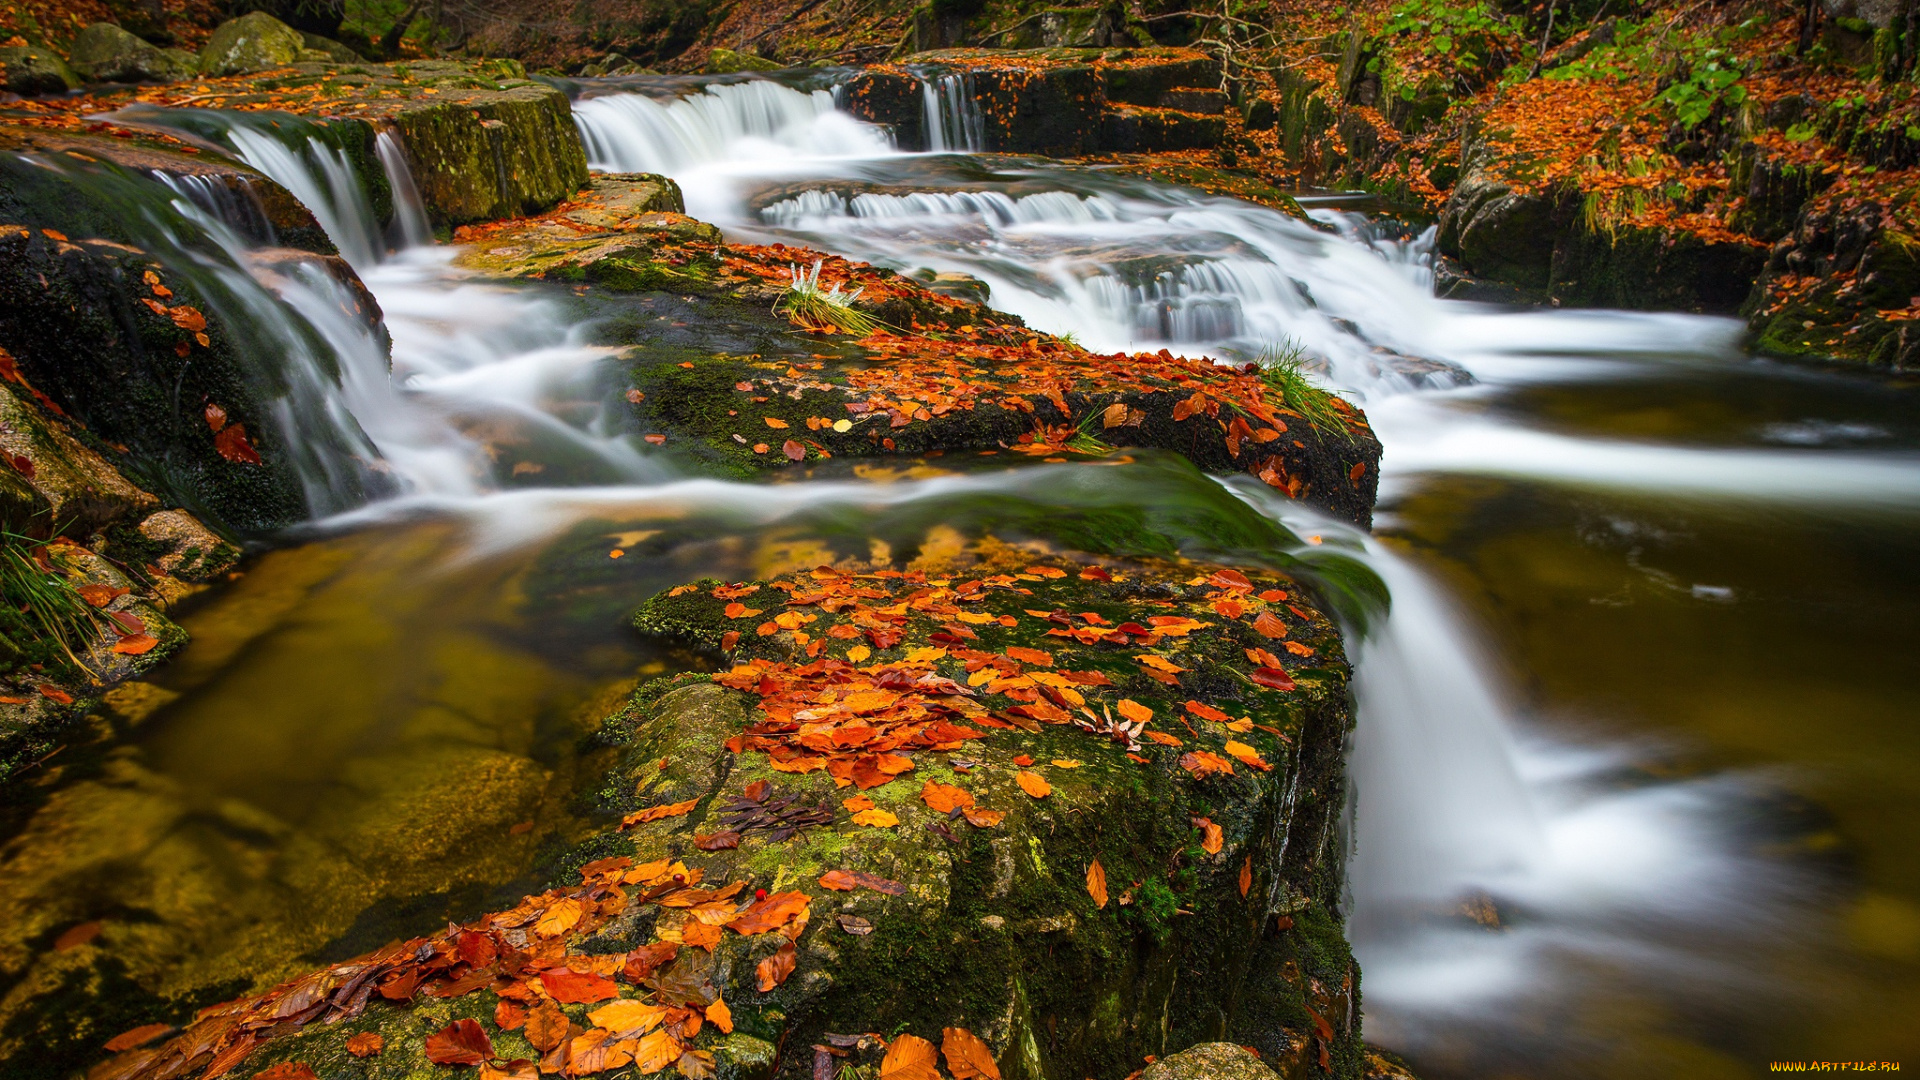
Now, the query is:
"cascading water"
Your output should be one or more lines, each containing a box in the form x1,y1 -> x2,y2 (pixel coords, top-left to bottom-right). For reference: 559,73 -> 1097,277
15,72 -> 1907,1075
560,77 -> 1920,1073
916,70 -> 986,152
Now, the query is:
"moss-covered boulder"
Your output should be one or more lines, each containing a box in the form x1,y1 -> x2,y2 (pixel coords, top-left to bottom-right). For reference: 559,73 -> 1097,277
0,379 -> 159,534
0,43 -> 80,95
198,12 -> 306,78
116,59 -> 590,229
94,541 -> 1366,1080
68,22 -> 195,84
0,225 -> 337,533
0,122 -> 336,256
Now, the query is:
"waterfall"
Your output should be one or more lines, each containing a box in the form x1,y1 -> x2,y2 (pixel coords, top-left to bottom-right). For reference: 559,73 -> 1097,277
376,129 -> 434,250
917,71 -> 985,153
572,80 -> 892,175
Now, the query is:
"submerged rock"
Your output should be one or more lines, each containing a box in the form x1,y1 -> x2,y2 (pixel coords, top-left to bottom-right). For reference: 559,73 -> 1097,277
1142,1043 -> 1283,1080
95,542 -> 1364,1080
0,44 -> 81,96
68,22 -> 195,84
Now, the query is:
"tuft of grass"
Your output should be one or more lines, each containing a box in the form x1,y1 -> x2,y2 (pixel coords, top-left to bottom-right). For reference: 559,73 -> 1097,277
1257,339 -> 1357,442
776,259 -> 882,337
0,532 -> 106,675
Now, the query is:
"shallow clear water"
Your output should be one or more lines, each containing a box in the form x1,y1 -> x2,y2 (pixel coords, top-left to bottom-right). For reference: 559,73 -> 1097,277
2,73 -> 1915,1079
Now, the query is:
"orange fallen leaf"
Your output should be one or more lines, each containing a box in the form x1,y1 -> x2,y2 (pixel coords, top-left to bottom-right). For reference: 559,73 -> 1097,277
756,941 -> 797,991
1004,645 -> 1053,666
841,795 -> 875,812
255,1065 -> 317,1080
1087,859 -> 1108,908
1116,698 -> 1153,724
213,423 -> 262,465
538,968 -> 619,1003
941,1027 -> 1002,1080
881,1033 -> 941,1080
344,1032 -> 384,1058
1224,740 -> 1271,771
920,780 -> 974,813
524,1003 -> 570,1052
851,807 -> 899,828
1182,699 -> 1228,722
1179,750 -> 1235,778
587,999 -> 668,1037
620,799 -> 699,828
730,891 -> 811,935
1193,816 -> 1223,855
705,999 -> 733,1034
1015,771 -> 1051,798
961,806 -> 1004,827
1253,612 -> 1289,638
683,921 -> 723,949
763,416 -> 789,428
1240,855 -> 1253,897
113,634 -> 160,655
103,1024 -> 172,1053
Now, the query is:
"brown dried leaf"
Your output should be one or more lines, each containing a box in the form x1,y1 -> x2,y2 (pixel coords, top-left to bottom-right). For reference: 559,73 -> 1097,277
424,1018 -> 493,1066
879,1033 -> 941,1080
1086,859 -> 1108,909
345,1032 -> 385,1058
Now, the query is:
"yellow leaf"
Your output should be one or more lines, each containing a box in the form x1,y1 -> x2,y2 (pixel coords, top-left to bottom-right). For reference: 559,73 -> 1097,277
587,1000 -> 667,1037
903,646 -> 948,664
632,1029 -> 682,1073
851,807 -> 899,828
955,611 -> 997,624
533,898 -> 584,937
1016,771 -> 1051,799
1050,759 -> 1082,769
847,644 -> 871,662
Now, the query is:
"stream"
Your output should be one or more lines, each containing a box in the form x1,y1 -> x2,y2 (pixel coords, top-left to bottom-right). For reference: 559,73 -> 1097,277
3,71 -> 1917,1079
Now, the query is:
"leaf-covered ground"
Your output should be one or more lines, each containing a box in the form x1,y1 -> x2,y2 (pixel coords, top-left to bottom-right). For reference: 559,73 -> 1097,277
95,534 -> 1363,1080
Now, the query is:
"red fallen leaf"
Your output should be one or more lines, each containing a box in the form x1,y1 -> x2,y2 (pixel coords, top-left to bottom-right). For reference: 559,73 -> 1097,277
204,403 -> 227,432
455,930 -> 497,968
54,921 -> 103,951
1253,612 -> 1289,639
1078,566 -> 1112,581
345,1032 -> 385,1057
36,685 -> 73,704
743,779 -> 771,802
818,869 -> 906,895
524,1002 -> 570,1052
424,1018 -> 493,1065
538,969 -> 620,1003
213,423 -> 262,465
720,630 -> 740,650
1012,755 -> 1033,766
108,610 -> 146,636
1186,700 -> 1231,723
103,1023 -> 171,1052
782,439 -> 806,462
694,830 -> 741,850
644,434 -> 667,445
1250,666 -> 1296,691
755,941 -> 797,992
941,1027 -> 1002,1080
255,1065 -> 317,1080
1349,461 -> 1368,481
622,942 -> 679,983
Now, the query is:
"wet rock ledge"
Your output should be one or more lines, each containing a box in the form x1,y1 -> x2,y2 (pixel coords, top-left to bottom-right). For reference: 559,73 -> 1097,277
98,541 -> 1364,1080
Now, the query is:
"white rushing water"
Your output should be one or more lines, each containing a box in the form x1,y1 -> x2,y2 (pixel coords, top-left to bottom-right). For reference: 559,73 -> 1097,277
565,76 -> 1918,1064
124,77 -> 1918,1067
